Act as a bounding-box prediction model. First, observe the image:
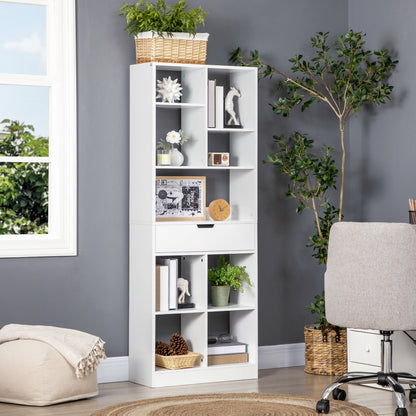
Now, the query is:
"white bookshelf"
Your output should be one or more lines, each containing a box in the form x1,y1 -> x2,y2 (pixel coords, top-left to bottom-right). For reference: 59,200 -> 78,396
129,62 -> 258,387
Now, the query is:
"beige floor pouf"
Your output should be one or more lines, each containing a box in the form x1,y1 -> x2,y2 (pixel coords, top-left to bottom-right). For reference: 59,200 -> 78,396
0,339 -> 98,406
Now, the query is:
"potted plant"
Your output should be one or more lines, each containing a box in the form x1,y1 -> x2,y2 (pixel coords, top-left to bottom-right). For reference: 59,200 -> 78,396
119,0 -> 209,64
230,30 -> 397,375
156,129 -> 189,166
208,256 -> 252,307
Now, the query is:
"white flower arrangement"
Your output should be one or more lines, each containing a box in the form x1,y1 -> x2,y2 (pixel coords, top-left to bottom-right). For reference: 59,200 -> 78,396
157,129 -> 189,151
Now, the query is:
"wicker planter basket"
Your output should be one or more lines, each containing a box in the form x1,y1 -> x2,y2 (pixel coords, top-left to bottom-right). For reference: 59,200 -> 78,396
134,32 -> 209,64
304,325 -> 347,376
155,351 -> 202,370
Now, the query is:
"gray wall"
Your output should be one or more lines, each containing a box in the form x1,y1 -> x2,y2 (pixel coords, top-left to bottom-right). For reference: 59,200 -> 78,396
1,0 -> 409,356
347,0 -> 416,224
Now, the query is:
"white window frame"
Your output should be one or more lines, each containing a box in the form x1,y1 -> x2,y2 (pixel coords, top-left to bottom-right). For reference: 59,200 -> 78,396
0,0 -> 77,257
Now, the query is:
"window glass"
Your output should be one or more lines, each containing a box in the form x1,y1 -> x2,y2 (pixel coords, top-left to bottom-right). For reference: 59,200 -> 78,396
0,0 -> 76,255
0,162 -> 48,234
0,2 -> 47,75
0,85 -> 49,154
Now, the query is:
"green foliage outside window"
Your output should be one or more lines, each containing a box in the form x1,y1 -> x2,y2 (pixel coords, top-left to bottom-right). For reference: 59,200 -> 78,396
0,119 -> 49,234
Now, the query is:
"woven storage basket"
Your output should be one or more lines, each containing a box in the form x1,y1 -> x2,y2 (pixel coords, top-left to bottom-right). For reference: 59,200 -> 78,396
304,325 -> 347,376
155,351 -> 202,370
134,32 -> 209,64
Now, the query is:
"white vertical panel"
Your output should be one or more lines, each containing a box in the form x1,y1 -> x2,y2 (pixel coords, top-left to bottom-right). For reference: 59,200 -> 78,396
130,63 -> 156,224
129,224 -> 155,386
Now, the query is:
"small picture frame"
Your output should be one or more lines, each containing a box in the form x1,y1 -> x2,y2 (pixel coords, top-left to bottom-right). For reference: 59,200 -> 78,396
156,176 -> 206,221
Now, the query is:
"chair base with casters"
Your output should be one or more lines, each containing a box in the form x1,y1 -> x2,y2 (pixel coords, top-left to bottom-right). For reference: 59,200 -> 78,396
316,331 -> 416,416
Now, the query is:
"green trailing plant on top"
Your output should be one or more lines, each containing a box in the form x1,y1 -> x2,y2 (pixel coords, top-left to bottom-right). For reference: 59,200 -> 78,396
119,0 -> 207,38
208,255 -> 252,293
230,30 -> 398,331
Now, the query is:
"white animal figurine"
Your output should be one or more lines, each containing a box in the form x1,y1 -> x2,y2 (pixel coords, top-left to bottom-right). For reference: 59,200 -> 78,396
177,277 -> 190,304
156,76 -> 183,103
225,87 -> 241,126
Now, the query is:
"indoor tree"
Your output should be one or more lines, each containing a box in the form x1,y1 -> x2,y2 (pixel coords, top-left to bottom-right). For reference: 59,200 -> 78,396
230,30 -> 397,331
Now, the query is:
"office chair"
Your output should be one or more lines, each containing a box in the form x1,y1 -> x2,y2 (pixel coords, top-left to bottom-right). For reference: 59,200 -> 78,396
316,222 -> 416,416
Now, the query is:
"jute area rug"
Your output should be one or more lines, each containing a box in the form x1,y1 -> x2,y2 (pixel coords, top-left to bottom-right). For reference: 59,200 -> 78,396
91,393 -> 377,416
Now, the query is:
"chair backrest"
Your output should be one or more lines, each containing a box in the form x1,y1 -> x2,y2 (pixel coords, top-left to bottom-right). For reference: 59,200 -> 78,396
325,222 -> 416,331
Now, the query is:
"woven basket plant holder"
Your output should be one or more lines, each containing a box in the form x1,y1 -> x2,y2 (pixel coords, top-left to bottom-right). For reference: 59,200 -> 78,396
304,325 -> 347,376
134,32 -> 209,64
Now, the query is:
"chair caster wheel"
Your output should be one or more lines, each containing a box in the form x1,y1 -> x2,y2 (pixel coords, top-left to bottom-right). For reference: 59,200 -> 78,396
395,408 -> 408,416
409,389 -> 416,403
316,399 -> 330,414
332,388 -> 346,401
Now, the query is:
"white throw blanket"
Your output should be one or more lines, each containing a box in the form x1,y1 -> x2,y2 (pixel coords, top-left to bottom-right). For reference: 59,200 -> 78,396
0,324 -> 106,378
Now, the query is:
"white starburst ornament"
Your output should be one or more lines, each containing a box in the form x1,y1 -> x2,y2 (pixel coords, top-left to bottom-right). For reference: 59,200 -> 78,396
156,76 -> 183,103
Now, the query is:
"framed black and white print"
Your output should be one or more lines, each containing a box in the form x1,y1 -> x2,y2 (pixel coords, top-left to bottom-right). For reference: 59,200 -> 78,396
155,176 -> 206,221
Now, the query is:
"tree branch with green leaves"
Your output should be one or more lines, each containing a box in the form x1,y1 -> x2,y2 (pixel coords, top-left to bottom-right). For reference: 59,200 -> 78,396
230,30 -> 398,222
265,132 -> 338,264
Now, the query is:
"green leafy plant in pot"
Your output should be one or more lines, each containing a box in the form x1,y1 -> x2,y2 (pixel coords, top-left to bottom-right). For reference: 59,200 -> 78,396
230,30 -> 397,375
208,256 -> 252,307
119,0 -> 209,64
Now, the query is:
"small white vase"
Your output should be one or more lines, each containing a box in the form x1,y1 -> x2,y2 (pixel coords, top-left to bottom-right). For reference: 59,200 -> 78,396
170,148 -> 184,166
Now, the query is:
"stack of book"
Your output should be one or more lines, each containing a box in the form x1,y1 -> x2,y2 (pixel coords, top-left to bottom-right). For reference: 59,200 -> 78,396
156,258 -> 194,311
208,79 -> 224,129
207,341 -> 248,365
155,258 -> 178,311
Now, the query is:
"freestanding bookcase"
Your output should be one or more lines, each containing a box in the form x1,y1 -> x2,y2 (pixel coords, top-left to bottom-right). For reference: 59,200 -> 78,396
129,62 -> 258,387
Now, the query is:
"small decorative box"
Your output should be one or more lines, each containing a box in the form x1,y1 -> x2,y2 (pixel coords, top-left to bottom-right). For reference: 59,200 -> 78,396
208,152 -> 229,166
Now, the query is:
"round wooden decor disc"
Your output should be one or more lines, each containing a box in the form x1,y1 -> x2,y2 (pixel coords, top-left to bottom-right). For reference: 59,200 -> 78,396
208,199 -> 231,221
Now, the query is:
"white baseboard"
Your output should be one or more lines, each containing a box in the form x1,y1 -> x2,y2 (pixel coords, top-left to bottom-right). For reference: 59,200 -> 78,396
97,343 -> 305,383
258,343 -> 305,370
97,356 -> 129,383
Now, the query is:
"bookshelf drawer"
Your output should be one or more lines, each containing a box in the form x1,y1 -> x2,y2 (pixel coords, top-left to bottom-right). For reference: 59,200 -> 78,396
155,223 -> 256,253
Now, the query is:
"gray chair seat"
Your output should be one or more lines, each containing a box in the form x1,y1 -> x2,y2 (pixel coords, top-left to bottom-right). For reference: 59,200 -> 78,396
317,222 -> 416,416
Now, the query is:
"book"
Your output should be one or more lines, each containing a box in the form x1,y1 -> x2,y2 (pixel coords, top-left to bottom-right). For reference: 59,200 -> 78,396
208,79 -> 216,128
208,353 -> 248,366
215,86 -> 224,128
208,341 -> 248,356
155,265 -> 169,312
158,258 -> 178,310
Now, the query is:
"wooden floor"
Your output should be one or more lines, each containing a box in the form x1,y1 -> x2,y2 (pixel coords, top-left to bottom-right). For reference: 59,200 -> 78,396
0,367 -> 414,415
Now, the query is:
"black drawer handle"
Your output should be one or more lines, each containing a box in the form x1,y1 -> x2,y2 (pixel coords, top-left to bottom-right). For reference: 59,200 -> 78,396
197,224 -> 215,229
